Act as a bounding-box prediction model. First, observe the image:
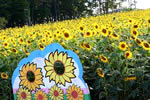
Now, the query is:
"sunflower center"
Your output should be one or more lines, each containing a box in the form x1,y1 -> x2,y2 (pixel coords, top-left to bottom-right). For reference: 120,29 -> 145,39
38,94 -> 43,100
101,56 -> 106,60
72,91 -> 78,98
121,44 -> 125,48
80,27 -> 83,30
12,49 -> 16,53
86,32 -> 90,35
84,43 -> 90,48
113,33 -> 117,37
27,71 -> 35,82
64,33 -> 69,38
126,53 -> 129,57
133,25 -> 138,28
54,61 -> 65,75
54,90 -> 59,97
102,29 -> 106,33
4,43 -> 8,46
148,19 -> 150,23
144,43 -> 149,48
133,30 -> 137,35
21,92 -> 26,99
2,74 -> 6,77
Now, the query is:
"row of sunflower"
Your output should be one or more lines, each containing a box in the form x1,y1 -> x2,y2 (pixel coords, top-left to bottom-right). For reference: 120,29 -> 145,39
0,9 -> 150,99
16,85 -> 83,100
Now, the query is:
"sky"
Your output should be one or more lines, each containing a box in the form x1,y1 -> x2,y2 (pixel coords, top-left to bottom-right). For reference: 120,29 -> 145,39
122,0 -> 150,9
136,0 -> 150,9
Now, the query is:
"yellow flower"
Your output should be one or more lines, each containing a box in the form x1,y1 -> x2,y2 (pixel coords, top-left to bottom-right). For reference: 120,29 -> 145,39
83,42 -> 91,51
18,37 -> 24,44
19,63 -> 44,91
119,42 -> 128,51
135,38 -> 142,46
97,68 -> 104,78
131,29 -> 139,37
3,42 -> 9,48
101,27 -> 108,37
11,48 -> 18,54
111,33 -> 119,40
125,76 -> 136,81
66,85 -> 84,100
38,43 -> 45,50
63,30 -> 72,40
142,41 -> 150,50
49,85 -> 64,100
1,72 -> 8,79
44,50 -> 76,86
99,55 -> 108,63
125,51 -> 132,59
34,90 -> 48,100
84,30 -> 92,37
17,88 -> 32,100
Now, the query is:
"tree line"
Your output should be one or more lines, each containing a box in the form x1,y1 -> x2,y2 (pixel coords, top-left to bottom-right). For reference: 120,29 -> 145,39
0,0 -> 125,28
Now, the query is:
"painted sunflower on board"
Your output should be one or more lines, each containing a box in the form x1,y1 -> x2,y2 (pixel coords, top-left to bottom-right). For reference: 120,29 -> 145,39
19,63 -> 44,91
34,90 -> 48,100
66,85 -> 84,100
44,50 -> 76,86
17,88 -> 32,100
49,85 -> 64,100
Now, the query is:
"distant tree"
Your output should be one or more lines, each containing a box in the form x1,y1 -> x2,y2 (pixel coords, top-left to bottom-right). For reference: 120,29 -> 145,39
8,0 -> 29,27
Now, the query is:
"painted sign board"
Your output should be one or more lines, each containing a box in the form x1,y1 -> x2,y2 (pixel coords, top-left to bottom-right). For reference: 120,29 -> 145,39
12,43 -> 91,100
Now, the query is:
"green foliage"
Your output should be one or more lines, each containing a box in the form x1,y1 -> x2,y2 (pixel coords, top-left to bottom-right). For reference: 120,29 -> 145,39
0,17 -> 7,29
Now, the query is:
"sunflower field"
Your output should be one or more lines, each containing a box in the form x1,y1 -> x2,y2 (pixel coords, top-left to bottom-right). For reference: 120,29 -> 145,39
0,9 -> 150,100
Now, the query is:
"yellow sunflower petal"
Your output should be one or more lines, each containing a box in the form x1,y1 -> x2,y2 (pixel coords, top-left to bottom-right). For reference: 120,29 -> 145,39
26,63 -> 30,70
65,58 -> 72,66
65,66 -> 75,72
46,70 -> 53,76
49,53 -> 55,63
62,75 -> 71,82
64,72 -> 75,78
55,75 -> 59,84
58,52 -> 63,61
62,53 -> 67,64
45,59 -> 53,66
54,51 -> 58,61
59,76 -> 65,85
50,72 -> 56,80
45,66 -> 53,71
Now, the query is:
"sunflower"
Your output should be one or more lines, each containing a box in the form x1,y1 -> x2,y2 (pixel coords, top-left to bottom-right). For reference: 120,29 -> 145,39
19,63 -> 44,91
132,24 -> 139,29
125,51 -> 132,59
63,31 -> 71,40
99,55 -> 108,63
18,37 -> 24,44
83,42 -> 91,51
38,43 -> 45,50
1,72 -> 8,79
34,90 -> 48,100
11,48 -> 18,54
131,29 -> 139,37
17,88 -> 32,100
101,27 -> 108,37
44,50 -> 76,86
111,33 -> 119,40
49,85 -> 64,100
97,68 -> 104,78
3,42 -> 9,48
135,38 -> 142,46
119,42 -> 128,51
142,41 -> 150,50
125,76 -> 136,81
66,85 -> 84,100
84,30 -> 92,37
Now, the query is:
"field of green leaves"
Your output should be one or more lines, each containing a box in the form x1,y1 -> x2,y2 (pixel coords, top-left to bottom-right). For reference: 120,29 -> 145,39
0,9 -> 150,99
